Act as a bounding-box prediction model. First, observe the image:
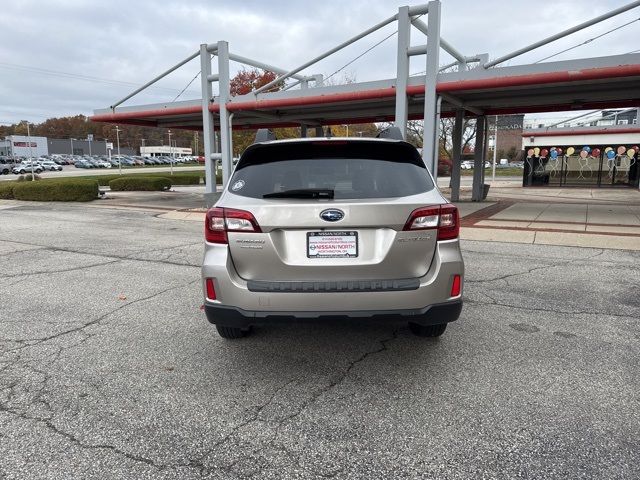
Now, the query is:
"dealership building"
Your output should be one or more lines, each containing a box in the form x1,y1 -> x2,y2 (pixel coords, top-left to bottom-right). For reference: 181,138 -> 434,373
0,135 -> 134,157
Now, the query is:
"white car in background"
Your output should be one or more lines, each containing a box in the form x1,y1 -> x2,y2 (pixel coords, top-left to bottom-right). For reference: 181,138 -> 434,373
95,159 -> 112,168
40,161 -> 63,171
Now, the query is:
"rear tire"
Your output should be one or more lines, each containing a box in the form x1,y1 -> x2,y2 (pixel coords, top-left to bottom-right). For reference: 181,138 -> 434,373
215,325 -> 249,339
409,322 -> 447,337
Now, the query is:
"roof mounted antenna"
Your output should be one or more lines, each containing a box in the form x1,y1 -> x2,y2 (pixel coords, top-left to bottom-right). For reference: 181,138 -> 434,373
254,129 -> 276,143
376,126 -> 404,140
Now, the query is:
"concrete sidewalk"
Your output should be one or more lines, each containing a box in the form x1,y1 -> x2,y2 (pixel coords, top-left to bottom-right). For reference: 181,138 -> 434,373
458,200 -> 640,250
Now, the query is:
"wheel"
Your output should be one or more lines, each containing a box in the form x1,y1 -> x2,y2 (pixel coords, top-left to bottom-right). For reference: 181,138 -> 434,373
215,325 -> 250,339
409,322 -> 447,337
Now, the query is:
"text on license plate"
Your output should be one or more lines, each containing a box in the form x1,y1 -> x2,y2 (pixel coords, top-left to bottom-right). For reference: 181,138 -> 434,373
307,231 -> 358,258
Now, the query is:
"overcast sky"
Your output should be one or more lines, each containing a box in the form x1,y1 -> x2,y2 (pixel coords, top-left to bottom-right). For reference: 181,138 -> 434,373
1,0 -> 638,126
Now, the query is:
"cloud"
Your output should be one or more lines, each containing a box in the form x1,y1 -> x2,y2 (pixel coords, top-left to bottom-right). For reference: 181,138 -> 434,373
0,0 -> 637,124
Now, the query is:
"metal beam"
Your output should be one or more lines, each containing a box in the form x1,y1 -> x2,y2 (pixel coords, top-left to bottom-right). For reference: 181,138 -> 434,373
411,17 -> 465,63
253,13 -> 399,94
200,45 -> 216,196
408,4 -> 429,16
471,115 -> 486,202
217,41 -> 232,187
422,1 -> 441,176
111,50 -> 200,110
440,93 -> 484,115
484,0 -> 640,68
395,6 -> 411,139
228,52 -> 307,80
450,109 -> 463,202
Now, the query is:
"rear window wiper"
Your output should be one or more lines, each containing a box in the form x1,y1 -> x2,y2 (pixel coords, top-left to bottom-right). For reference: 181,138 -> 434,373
263,189 -> 334,199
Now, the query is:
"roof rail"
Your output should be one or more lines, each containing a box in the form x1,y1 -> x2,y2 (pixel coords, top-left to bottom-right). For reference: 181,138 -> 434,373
254,129 -> 276,143
376,126 -> 404,140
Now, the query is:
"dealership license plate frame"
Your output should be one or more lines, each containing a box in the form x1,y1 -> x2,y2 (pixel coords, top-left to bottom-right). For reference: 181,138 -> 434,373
307,231 -> 359,258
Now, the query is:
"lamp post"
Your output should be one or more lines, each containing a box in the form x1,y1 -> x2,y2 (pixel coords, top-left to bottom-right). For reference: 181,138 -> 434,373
69,137 -> 75,155
25,121 -> 34,181
115,126 -> 122,175
492,115 -> 498,182
167,130 -> 173,175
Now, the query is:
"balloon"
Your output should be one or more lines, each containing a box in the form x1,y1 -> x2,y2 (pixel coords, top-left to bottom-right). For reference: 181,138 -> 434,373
591,148 -> 601,158
527,148 -> 534,157
550,150 -> 558,159
607,150 -> 616,159
566,147 -> 575,156
633,146 -> 639,153
533,147 -> 540,156
617,146 -> 627,155
540,148 -> 549,157
627,148 -> 636,157
582,146 -> 591,153
605,147 -> 613,152
556,148 -> 563,156
579,150 -> 588,159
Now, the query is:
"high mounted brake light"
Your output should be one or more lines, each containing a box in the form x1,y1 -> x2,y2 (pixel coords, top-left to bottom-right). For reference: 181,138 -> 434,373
403,204 -> 460,240
205,207 -> 261,244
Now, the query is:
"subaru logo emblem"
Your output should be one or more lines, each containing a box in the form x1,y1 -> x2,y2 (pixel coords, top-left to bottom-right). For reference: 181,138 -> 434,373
320,209 -> 344,222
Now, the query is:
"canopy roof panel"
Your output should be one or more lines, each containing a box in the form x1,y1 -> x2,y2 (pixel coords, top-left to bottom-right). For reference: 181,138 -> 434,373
91,53 -> 640,131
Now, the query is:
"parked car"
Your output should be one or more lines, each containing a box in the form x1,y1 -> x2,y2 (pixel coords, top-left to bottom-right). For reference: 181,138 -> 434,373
40,161 -> 63,171
461,161 -> 473,170
0,158 -> 17,175
13,163 -> 43,174
202,132 -> 464,339
95,159 -> 112,168
74,160 -> 93,169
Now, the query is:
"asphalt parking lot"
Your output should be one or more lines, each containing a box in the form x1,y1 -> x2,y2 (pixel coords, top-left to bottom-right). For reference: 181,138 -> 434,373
1,203 -> 638,479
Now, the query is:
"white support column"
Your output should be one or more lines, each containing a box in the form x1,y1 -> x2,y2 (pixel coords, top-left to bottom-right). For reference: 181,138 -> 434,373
421,0 -> 441,176
217,41 -> 232,187
395,5 -> 411,139
200,44 -> 216,196
450,109 -> 463,202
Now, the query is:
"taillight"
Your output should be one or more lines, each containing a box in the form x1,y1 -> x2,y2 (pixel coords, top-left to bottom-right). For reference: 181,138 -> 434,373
205,207 -> 261,244
403,204 -> 459,240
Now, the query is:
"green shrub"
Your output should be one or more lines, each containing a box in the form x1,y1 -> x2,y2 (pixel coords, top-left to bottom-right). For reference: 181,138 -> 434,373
16,174 -> 41,182
165,174 -> 201,185
0,183 -> 15,199
109,176 -> 171,191
12,179 -> 99,202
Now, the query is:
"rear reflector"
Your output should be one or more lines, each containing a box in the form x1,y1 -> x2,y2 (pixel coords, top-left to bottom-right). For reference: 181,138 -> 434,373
450,274 -> 461,297
205,278 -> 216,300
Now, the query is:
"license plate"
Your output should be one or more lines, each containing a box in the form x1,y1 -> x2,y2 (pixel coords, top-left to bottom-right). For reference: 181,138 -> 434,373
307,231 -> 358,258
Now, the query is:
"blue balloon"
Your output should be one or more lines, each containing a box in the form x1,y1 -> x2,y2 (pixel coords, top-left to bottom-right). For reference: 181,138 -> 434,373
606,150 -> 616,159
550,150 -> 558,159
582,146 -> 591,153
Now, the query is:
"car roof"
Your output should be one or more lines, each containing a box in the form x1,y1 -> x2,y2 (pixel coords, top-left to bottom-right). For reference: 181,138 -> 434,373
253,137 -> 405,147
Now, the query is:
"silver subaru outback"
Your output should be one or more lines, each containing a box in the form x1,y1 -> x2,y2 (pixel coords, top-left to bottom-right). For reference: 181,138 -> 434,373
202,134 -> 463,339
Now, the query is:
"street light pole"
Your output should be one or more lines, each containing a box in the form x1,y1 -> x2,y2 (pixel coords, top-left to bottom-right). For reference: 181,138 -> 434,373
115,126 -> 122,175
492,115 -> 498,182
70,137 -> 74,155
26,121 -> 34,181
168,130 -> 173,175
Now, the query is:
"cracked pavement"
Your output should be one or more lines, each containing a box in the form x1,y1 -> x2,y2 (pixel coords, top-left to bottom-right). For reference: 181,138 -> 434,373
0,202 -> 639,479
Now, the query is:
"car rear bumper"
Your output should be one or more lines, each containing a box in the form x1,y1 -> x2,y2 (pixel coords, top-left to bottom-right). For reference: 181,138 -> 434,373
204,299 -> 462,328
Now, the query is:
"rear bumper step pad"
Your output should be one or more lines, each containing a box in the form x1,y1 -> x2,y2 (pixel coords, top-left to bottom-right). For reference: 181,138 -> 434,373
247,278 -> 420,293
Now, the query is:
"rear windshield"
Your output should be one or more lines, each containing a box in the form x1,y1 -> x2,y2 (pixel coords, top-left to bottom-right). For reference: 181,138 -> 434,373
228,141 -> 434,199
